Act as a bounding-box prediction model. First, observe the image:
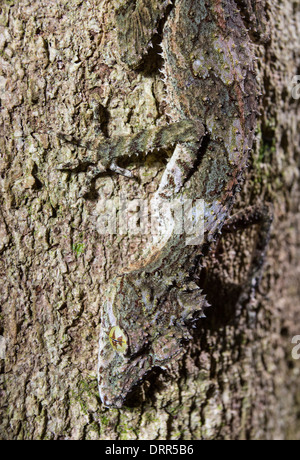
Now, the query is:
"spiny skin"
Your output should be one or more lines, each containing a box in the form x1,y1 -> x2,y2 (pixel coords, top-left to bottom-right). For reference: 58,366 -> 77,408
116,0 -> 172,69
95,0 -> 259,408
235,0 -> 269,42
98,276 -> 209,408
58,120 -> 204,173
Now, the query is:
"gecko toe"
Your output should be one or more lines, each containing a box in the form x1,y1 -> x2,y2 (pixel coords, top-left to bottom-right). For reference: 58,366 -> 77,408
110,162 -> 134,178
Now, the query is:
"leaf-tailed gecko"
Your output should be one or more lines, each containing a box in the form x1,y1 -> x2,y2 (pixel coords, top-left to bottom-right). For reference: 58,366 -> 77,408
58,0 -> 261,407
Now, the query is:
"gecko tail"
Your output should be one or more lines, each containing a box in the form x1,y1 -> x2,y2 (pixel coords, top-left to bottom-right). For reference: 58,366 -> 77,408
109,162 -> 134,178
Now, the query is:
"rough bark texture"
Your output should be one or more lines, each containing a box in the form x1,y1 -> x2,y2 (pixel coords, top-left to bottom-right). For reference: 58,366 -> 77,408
0,0 -> 299,440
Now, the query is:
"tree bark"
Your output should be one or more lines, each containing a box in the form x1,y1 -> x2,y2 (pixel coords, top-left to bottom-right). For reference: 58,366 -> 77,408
0,0 -> 299,440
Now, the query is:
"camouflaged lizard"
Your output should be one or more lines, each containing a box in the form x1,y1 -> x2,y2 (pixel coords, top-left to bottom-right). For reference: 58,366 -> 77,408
58,0 -> 261,408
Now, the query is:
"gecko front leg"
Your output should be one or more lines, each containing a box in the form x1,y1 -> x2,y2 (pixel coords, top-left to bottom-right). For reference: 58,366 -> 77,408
58,120 -> 206,196
222,203 -> 274,300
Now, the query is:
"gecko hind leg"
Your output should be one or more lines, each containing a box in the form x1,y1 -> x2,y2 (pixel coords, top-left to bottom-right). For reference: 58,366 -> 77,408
222,203 -> 274,301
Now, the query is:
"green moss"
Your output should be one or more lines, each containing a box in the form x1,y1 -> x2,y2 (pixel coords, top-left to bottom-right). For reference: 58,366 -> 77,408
78,378 -> 98,396
99,415 -> 110,426
143,412 -> 160,423
165,403 -> 183,417
70,378 -> 99,415
258,136 -> 276,164
118,422 -> 138,440
88,422 -> 101,433
252,123 -> 276,189
72,242 -> 85,256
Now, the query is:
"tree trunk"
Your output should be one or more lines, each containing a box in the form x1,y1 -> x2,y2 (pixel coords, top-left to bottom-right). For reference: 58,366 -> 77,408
0,0 -> 299,440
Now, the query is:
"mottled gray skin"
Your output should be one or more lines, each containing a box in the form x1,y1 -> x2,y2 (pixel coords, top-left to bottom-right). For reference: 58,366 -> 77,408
60,0 -> 259,407
97,0 -> 259,408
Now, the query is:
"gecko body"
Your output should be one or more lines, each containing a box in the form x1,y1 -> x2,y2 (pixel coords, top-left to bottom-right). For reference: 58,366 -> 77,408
59,0 -> 259,407
97,0 -> 258,408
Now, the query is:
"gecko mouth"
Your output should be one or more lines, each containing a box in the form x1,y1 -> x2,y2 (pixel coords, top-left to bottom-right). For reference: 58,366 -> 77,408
98,353 -> 149,408
99,364 -> 165,409
98,340 -> 174,409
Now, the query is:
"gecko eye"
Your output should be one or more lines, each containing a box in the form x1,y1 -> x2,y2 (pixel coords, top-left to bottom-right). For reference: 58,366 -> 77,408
192,58 -> 202,74
108,326 -> 128,354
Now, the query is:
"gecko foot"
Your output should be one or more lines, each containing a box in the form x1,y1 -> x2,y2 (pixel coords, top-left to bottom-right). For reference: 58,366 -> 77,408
223,202 -> 274,299
109,162 -> 134,178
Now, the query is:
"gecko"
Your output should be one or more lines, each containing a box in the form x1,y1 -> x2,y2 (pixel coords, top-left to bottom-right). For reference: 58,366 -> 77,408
58,0 -> 262,408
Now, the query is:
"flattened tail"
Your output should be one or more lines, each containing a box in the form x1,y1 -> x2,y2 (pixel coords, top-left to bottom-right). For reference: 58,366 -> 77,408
102,119 -> 206,164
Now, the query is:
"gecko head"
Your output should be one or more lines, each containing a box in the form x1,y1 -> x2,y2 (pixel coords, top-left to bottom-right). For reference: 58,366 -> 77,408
97,325 -> 184,409
97,301 -> 187,408
97,275 -> 209,408
97,310 -> 178,408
